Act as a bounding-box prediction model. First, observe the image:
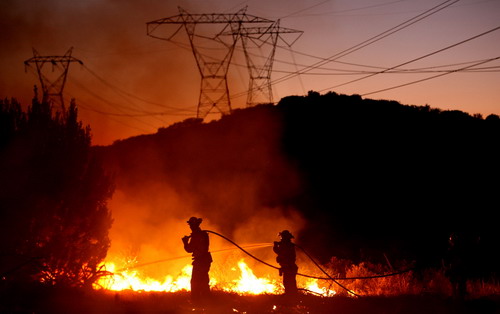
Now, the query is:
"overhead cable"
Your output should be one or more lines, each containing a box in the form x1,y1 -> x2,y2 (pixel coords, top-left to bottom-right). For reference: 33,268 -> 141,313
81,64 -> 197,113
230,0 -> 460,100
324,25 -> 500,91
269,0 -> 460,86
360,54 -> 500,96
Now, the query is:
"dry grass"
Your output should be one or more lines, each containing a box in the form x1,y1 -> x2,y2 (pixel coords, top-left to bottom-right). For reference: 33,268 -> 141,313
1,284 -> 499,314
322,258 -> 500,299
2,258 -> 499,313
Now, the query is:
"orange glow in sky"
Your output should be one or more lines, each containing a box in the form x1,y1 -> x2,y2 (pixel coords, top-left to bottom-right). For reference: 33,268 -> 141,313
1,0 -> 499,145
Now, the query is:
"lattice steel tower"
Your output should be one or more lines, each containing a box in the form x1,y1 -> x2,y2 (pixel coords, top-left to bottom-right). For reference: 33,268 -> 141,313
147,7 -> 273,118
234,20 -> 303,106
147,7 -> 302,118
24,47 -> 83,113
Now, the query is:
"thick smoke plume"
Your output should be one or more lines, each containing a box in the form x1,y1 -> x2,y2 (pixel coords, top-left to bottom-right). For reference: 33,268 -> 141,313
97,106 -> 305,280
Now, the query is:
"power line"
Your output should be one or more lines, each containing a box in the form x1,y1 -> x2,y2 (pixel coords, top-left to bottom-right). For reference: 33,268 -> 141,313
56,0 -> 495,115
230,0 -> 460,101
81,64 -> 197,114
76,107 -> 195,118
384,58 -> 500,72
63,95 -> 153,134
283,0 -> 409,18
269,0 -> 460,85
291,0 -> 494,18
24,48 -> 196,135
66,78 -> 172,130
275,45 -> 500,73
66,63 -> 198,128
360,54 -> 500,97
321,24 -> 500,91
68,78 -> 194,120
68,77 -> 152,114
278,0 -> 332,19
269,54 -> 500,75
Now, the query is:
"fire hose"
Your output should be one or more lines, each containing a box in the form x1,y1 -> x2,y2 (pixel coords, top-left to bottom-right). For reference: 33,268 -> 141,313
205,230 -> 415,297
102,229 -> 413,297
205,230 -> 362,296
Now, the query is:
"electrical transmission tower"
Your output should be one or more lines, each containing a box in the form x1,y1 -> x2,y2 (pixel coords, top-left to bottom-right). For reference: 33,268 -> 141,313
235,20 -> 303,106
24,47 -> 83,113
147,7 -> 301,119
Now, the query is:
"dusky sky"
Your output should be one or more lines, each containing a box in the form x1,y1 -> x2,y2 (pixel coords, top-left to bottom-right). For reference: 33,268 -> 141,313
1,0 -> 499,145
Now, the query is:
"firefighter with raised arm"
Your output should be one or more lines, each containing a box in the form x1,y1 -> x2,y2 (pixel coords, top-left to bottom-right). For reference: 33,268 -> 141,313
182,217 -> 213,303
273,230 -> 298,295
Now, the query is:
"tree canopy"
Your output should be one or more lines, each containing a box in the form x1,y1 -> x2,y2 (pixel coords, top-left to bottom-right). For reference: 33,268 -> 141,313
0,96 -> 114,288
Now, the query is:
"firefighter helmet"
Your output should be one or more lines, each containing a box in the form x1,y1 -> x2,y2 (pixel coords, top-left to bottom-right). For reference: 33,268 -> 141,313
279,230 -> 294,239
187,216 -> 202,226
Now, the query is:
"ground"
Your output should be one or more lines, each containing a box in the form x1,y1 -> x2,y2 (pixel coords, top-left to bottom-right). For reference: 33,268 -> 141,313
1,286 -> 499,314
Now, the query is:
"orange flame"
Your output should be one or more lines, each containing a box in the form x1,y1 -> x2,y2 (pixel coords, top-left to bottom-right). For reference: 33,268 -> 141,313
224,259 -> 279,295
95,258 -> 283,295
95,262 -> 192,292
304,278 -> 337,296
95,257 -> 338,297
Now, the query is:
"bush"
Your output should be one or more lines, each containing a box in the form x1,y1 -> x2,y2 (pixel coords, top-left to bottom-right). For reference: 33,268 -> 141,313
0,97 -> 114,288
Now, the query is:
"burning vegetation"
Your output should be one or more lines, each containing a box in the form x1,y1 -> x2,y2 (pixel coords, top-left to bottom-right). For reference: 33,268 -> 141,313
2,92 -> 500,313
0,97 -> 113,288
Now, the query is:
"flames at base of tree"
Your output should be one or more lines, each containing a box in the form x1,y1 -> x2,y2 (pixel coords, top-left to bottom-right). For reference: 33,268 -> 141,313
94,258 -> 336,296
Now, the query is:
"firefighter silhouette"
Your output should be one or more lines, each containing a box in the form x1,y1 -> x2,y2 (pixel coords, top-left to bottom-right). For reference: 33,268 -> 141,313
273,230 -> 298,295
182,217 -> 212,302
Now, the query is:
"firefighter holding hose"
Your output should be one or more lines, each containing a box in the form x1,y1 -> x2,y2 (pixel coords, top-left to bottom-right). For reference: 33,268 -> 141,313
273,230 -> 298,295
182,217 -> 213,303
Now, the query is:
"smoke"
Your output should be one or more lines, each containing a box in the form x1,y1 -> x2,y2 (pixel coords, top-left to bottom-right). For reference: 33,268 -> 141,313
0,0 -> 253,145
1,0 -> 306,279
100,105 -> 305,280
105,187 -> 196,278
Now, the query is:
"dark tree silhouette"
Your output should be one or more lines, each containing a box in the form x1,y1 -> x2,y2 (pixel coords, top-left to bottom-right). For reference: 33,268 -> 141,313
0,96 -> 114,288
277,92 -> 500,272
